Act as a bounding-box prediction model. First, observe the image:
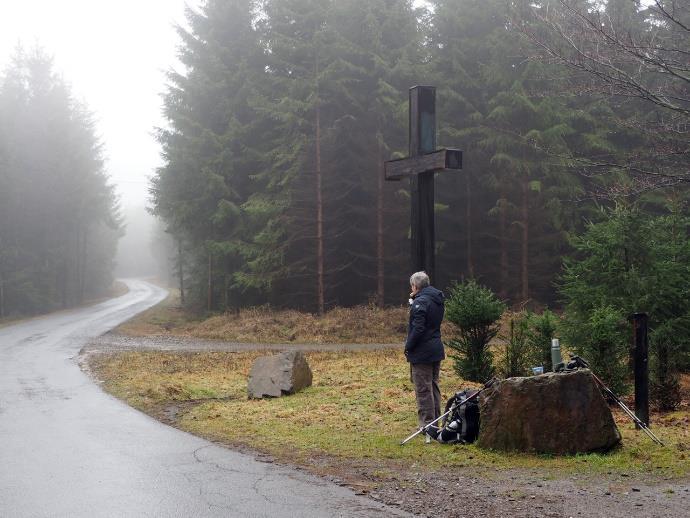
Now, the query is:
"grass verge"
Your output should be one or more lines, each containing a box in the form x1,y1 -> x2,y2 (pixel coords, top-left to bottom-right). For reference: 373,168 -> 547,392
88,348 -> 690,480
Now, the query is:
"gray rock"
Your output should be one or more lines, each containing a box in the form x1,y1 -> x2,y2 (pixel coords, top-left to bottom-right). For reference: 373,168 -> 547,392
247,350 -> 312,399
477,369 -> 621,455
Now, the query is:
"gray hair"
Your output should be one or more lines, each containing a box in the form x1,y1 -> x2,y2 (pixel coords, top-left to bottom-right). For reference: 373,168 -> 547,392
409,271 -> 430,289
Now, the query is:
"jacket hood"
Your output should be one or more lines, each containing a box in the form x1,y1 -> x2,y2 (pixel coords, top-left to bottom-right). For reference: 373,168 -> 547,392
418,286 -> 444,304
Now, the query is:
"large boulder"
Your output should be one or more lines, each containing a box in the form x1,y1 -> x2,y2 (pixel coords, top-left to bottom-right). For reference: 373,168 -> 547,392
247,350 -> 313,399
478,370 -> 621,455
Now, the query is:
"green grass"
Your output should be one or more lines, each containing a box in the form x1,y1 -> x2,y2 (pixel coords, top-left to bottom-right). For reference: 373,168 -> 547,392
88,349 -> 690,479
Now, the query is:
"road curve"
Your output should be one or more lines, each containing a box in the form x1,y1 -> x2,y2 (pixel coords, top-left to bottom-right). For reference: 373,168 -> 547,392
0,279 -> 410,518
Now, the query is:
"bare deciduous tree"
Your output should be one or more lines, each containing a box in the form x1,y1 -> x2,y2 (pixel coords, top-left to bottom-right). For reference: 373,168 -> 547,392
514,0 -> 689,192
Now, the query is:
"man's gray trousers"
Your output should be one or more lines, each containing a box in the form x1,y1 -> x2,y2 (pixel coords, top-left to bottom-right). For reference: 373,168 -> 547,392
410,361 -> 442,427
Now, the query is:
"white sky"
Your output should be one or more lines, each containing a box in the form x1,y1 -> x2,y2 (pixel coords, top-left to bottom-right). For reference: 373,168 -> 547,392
0,0 -> 197,207
0,0 -> 429,210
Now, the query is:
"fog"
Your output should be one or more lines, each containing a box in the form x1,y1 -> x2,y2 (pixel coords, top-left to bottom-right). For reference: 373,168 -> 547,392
0,1 -> 196,280
115,204 -> 160,278
0,1 -> 434,286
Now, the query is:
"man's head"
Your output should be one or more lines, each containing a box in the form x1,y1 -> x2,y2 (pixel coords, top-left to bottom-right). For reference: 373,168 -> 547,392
409,271 -> 430,296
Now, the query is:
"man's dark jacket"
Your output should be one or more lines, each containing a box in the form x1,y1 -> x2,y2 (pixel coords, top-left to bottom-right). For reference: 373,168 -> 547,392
405,286 -> 445,364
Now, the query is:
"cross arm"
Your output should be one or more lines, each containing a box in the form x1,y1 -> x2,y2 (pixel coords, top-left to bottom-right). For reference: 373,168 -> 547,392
384,149 -> 462,181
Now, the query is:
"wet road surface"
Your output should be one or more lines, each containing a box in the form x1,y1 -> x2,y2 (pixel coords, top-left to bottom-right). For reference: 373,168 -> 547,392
0,279 -> 411,517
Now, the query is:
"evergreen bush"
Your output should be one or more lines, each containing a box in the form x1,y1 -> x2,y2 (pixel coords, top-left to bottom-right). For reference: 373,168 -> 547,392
559,202 -> 690,407
562,305 -> 630,395
445,280 -> 505,382
650,322 -> 684,411
525,309 -> 560,372
497,310 -> 560,378
501,315 -> 530,378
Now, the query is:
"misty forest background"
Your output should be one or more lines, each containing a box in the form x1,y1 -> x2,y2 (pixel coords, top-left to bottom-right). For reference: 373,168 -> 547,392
0,0 -> 687,316
151,0 -> 689,314
0,51 -> 120,316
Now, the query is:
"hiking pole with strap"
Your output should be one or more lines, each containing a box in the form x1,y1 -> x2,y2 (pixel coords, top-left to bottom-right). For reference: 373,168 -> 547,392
400,378 -> 496,445
570,356 -> 665,447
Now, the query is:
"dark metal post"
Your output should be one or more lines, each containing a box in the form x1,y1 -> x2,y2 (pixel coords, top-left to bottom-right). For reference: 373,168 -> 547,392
630,312 -> 650,427
409,86 -> 436,279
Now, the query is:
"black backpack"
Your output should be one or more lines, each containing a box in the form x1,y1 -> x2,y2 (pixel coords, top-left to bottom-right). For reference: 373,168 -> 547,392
426,389 -> 480,444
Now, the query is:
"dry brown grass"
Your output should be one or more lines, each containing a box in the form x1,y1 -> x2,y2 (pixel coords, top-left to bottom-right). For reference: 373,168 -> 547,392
116,291 -> 463,344
115,291 -> 198,337
193,305 -> 415,343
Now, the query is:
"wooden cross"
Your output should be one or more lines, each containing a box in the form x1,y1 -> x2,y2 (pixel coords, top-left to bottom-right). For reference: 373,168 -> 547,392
384,86 -> 462,281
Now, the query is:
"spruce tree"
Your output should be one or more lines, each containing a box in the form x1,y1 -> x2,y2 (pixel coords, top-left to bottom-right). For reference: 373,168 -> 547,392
0,48 -> 120,315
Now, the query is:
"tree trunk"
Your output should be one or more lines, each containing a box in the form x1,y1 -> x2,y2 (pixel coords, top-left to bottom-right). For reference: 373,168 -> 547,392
75,227 -> 81,304
60,260 -> 68,309
499,187 -> 509,300
466,173 -> 474,278
521,168 -> 529,302
224,271 -> 229,311
376,134 -> 385,307
79,226 -> 87,304
315,63 -> 325,316
207,252 -> 213,312
0,272 -> 5,318
177,238 -> 185,305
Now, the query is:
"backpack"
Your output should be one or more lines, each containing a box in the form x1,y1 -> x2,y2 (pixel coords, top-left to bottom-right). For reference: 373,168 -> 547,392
426,389 -> 480,444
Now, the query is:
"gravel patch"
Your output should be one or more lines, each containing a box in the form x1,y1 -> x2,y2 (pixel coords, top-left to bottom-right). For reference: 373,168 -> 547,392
365,463 -> 690,518
82,331 -> 400,355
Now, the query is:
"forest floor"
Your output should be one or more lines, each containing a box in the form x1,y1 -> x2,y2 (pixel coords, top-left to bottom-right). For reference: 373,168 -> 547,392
82,322 -> 690,517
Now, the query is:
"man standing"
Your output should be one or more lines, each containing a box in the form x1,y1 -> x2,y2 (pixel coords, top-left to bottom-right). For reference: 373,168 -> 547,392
405,271 -> 445,442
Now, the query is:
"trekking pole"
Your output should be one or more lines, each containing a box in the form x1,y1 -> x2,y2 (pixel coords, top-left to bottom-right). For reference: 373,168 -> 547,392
569,356 -> 664,446
591,371 -> 665,447
400,408 -> 454,445
400,378 -> 496,445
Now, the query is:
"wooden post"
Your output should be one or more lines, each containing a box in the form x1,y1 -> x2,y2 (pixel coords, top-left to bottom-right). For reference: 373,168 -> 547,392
465,173 -> 474,277
384,86 -> 462,284
410,86 -> 437,279
630,312 -> 650,426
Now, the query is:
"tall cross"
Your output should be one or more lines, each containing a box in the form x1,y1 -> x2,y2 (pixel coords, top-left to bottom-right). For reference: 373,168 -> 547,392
384,86 -> 462,281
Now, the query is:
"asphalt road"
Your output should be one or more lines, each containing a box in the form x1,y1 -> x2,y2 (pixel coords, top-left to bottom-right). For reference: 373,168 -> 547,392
0,279 -> 410,518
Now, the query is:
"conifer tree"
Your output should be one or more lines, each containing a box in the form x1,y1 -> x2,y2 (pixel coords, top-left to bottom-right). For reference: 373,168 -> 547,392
429,0 -> 611,304
153,0 -> 265,309
0,48 -> 120,315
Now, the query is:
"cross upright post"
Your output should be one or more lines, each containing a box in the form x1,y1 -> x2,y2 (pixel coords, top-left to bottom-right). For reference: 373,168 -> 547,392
384,86 -> 462,282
